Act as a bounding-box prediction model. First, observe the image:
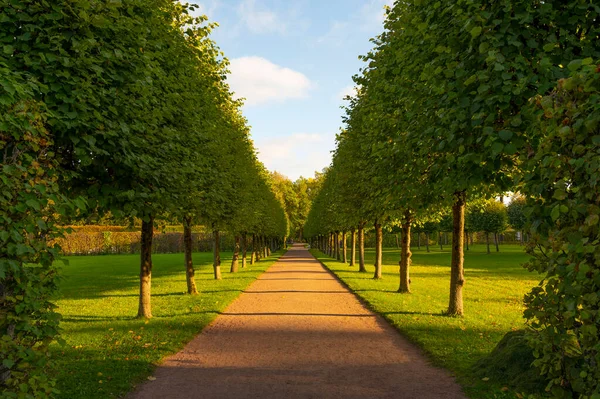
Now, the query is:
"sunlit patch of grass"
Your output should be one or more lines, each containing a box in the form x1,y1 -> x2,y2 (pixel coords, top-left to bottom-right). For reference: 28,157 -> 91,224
312,244 -> 541,399
51,251 -> 283,398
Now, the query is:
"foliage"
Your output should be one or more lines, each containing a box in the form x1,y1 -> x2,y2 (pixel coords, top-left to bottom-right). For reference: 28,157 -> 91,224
0,68 -> 70,397
474,330 -> 547,394
522,64 -> 600,398
507,196 -> 527,232
467,200 -> 508,235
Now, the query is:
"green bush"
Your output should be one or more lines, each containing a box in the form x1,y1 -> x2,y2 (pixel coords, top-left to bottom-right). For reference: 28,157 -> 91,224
523,63 -> 600,398
0,68 -> 67,397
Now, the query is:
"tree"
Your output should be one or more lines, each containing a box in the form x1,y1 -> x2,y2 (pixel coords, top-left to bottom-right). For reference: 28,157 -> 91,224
507,196 -> 527,245
467,200 -> 508,254
522,64 -> 600,397
0,68 -> 71,397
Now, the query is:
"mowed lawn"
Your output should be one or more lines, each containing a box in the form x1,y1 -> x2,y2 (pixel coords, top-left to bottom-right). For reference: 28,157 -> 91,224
51,250 -> 283,398
312,244 -> 541,399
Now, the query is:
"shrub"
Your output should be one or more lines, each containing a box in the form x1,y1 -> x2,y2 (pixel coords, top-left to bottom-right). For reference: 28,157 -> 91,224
523,63 -> 600,397
0,69 -> 67,397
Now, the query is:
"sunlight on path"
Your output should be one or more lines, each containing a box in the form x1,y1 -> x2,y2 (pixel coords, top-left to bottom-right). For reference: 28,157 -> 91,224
129,244 -> 466,399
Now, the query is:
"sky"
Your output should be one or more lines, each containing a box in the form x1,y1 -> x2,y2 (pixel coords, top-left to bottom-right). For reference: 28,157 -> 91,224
189,0 -> 392,181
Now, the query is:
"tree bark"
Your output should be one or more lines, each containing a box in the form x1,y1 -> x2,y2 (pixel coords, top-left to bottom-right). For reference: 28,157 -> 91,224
342,231 -> 347,263
230,235 -> 240,273
426,232 -> 430,253
486,232 -> 491,254
213,230 -> 222,280
241,234 -> 247,268
335,232 -> 341,261
448,191 -> 466,316
465,231 -> 470,251
494,232 -> 500,252
373,220 -> 382,279
350,228 -> 356,266
251,234 -> 257,263
262,236 -> 268,258
137,216 -> 154,318
183,216 -> 198,295
358,223 -> 366,272
439,232 -> 443,251
395,234 -> 400,249
398,210 -> 412,293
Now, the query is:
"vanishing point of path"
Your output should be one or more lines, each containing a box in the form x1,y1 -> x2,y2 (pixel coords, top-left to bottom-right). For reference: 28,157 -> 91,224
130,244 -> 466,399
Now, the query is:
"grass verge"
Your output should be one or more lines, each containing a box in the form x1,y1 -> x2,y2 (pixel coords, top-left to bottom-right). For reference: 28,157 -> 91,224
51,250 -> 284,398
311,245 -> 541,399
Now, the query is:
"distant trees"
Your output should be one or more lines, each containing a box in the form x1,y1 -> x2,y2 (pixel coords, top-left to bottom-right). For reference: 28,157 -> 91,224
467,200 -> 508,254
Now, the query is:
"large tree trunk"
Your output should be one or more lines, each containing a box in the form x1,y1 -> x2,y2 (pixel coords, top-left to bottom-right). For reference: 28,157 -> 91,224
448,191 -> 466,316
373,220 -> 382,279
138,216 -> 154,318
230,235 -> 240,273
342,231 -> 347,263
398,210 -> 412,293
183,216 -> 198,295
350,228 -> 356,266
213,230 -> 222,280
241,234 -> 247,268
358,223 -> 366,272
494,232 -> 500,252
486,232 -> 491,254
426,232 -> 430,253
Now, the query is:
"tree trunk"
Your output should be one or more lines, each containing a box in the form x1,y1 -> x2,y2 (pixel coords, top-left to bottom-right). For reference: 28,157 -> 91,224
358,223 -> 366,272
137,217 -> 154,318
241,234 -> 247,268
251,234 -> 257,264
439,232 -> 443,251
494,232 -> 500,252
350,228 -> 356,266
373,221 -> 383,279
418,233 -> 421,250
230,235 -> 240,272
465,231 -> 470,251
263,236 -> 268,258
267,237 -> 272,257
447,191 -> 466,316
213,230 -> 222,280
183,216 -> 198,295
342,231 -> 347,263
426,232 -> 430,253
395,234 -> 400,249
486,232 -> 491,254
399,210 -> 412,293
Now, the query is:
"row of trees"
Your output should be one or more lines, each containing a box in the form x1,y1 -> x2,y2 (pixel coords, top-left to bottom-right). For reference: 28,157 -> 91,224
269,171 -> 323,240
0,1 -> 287,396
305,1 -> 599,396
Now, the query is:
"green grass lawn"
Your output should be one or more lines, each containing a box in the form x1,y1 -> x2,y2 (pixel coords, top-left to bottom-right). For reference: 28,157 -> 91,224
312,244 -> 541,399
51,250 -> 284,398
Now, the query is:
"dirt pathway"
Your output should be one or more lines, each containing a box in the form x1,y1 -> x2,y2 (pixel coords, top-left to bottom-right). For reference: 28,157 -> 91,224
129,244 -> 466,399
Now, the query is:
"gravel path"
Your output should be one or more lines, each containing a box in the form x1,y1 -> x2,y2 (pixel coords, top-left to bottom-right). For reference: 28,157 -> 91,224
129,244 -> 466,399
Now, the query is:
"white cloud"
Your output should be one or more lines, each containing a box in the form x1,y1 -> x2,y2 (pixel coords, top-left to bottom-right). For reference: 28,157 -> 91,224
255,133 -> 335,180
237,0 -> 286,34
227,56 -> 313,106
337,85 -> 357,101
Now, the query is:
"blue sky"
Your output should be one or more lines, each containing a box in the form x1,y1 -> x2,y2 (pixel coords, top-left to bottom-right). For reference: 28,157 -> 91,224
190,0 -> 391,181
